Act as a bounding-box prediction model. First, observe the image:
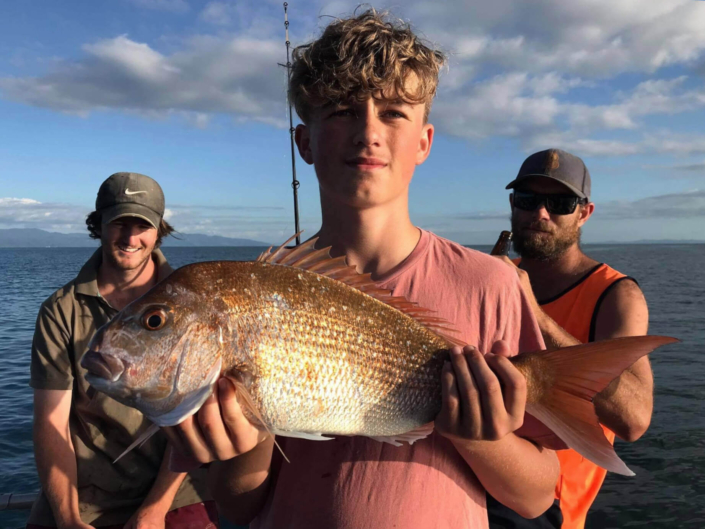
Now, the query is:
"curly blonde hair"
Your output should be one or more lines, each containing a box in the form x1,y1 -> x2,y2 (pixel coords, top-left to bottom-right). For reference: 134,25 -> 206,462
289,8 -> 446,124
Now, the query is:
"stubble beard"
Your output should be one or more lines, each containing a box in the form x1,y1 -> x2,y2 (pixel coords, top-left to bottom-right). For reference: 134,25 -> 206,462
511,216 -> 581,262
103,243 -> 153,272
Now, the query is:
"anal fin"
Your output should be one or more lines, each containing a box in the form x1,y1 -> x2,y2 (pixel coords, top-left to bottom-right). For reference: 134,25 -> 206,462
271,429 -> 335,441
369,423 -> 434,447
113,423 -> 160,464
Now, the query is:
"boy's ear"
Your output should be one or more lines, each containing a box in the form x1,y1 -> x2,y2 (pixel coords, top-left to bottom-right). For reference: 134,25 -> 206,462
415,123 -> 434,165
295,124 -> 314,165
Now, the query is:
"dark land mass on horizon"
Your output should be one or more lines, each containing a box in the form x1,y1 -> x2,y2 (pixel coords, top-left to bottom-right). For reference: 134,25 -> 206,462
0,228 -> 703,248
0,228 -> 270,248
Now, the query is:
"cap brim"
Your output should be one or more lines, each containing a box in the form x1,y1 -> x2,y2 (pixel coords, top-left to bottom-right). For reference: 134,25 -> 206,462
505,174 -> 588,199
101,203 -> 161,229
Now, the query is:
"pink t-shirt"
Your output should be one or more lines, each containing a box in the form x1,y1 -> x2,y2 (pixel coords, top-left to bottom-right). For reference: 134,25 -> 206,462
251,230 -> 546,529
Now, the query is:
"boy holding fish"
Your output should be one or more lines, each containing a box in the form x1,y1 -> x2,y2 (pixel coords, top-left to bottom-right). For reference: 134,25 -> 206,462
165,9 -> 563,527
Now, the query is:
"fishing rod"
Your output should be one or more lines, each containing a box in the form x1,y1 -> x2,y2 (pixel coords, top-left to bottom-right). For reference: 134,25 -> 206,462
283,2 -> 301,245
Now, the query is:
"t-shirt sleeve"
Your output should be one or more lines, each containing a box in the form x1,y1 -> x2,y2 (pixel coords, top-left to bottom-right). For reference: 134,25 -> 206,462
30,300 -> 74,390
498,273 -> 545,354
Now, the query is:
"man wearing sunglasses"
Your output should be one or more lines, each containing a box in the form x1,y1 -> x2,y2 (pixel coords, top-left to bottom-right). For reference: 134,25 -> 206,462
488,149 -> 653,529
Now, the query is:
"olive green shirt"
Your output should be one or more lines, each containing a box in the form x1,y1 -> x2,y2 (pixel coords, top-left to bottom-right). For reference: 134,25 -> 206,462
28,248 -> 210,527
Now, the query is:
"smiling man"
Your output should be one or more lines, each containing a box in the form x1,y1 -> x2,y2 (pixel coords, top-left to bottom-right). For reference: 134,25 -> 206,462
489,149 -> 653,529
28,173 -> 216,529
164,10 -> 559,529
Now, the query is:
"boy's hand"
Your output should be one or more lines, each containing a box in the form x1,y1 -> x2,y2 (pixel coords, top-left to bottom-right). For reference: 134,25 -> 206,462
163,378 -> 268,464
435,340 -> 526,442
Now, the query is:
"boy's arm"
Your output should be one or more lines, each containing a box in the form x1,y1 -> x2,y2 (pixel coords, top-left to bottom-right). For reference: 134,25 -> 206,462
33,389 -> 95,529
435,343 -> 559,519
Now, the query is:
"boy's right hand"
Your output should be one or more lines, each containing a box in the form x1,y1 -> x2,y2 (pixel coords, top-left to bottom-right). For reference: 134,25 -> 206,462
163,377 -> 268,464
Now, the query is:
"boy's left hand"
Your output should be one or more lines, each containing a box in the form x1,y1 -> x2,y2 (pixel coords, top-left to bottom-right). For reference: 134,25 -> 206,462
435,340 -> 527,442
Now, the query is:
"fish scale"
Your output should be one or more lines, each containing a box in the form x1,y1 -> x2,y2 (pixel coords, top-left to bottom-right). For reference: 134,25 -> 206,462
226,261 -> 450,436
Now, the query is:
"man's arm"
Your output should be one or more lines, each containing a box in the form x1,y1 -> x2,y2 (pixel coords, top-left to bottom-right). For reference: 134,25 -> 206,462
497,257 -> 653,441
33,389 -> 94,529
123,444 -> 188,529
435,343 -> 559,519
163,379 -> 274,525
591,280 -> 651,441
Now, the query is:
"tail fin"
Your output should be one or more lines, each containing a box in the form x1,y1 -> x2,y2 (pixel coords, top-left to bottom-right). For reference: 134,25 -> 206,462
524,335 -> 678,476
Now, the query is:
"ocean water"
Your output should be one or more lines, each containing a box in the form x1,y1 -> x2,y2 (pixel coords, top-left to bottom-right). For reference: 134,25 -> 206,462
1,245 -> 703,528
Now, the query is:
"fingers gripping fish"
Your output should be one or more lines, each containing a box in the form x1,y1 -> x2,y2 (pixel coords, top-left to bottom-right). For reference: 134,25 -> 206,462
81,234 -> 677,474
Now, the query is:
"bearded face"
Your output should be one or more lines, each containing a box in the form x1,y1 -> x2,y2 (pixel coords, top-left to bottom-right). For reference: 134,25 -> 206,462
511,212 -> 582,261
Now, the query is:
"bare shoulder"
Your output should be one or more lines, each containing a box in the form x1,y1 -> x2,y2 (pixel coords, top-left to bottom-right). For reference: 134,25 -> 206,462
602,278 -> 647,310
594,278 -> 649,339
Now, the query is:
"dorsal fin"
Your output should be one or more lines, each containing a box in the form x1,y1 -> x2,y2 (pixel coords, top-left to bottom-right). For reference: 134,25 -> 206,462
257,234 -> 465,347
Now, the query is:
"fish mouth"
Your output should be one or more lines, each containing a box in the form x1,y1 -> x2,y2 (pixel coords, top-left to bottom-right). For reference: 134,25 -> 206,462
81,351 -> 126,382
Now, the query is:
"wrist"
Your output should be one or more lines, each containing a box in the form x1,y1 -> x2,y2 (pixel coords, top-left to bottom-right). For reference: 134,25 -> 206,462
56,514 -> 86,529
138,499 -> 172,516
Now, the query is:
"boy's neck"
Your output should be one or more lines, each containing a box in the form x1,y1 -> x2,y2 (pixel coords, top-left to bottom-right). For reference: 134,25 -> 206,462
315,194 -> 420,279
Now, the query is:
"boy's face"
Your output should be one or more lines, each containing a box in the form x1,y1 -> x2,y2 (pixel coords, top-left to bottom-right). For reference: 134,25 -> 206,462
295,91 -> 433,210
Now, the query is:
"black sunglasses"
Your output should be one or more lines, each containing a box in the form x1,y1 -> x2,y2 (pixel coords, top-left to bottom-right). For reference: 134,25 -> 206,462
512,191 -> 587,215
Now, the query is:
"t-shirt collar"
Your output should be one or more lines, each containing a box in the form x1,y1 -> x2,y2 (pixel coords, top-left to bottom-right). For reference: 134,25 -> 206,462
374,228 -> 431,285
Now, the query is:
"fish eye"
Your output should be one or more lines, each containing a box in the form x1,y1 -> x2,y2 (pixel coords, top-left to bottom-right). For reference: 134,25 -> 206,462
142,308 -> 168,331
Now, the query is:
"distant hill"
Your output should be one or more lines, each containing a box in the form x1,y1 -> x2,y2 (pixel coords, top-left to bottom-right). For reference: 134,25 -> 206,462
0,228 -> 270,248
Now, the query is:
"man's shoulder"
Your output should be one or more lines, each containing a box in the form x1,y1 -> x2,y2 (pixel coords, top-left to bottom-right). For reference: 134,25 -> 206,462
40,277 -> 80,315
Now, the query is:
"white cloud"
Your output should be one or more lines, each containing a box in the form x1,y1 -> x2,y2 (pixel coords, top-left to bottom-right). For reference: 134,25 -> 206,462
0,34 -> 288,126
0,198 -> 90,232
0,199 -> 307,242
2,0 -> 705,150
126,0 -> 189,13
434,72 -> 563,139
409,0 -> 705,77
200,2 -> 236,25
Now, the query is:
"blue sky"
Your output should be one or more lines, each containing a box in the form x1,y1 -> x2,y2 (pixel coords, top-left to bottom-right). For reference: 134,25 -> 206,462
1,0 -> 704,244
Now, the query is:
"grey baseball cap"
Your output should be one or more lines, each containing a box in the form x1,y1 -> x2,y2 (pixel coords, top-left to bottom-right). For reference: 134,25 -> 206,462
505,149 -> 591,199
96,172 -> 165,229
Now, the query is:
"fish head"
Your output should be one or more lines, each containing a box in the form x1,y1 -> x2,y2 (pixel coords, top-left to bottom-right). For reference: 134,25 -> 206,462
82,275 -> 228,426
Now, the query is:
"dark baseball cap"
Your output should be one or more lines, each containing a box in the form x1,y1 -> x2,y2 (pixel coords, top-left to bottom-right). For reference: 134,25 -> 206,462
505,149 -> 591,199
96,172 -> 165,229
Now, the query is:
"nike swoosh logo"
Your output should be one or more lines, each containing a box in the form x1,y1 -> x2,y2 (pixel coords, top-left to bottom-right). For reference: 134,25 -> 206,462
124,189 -> 148,196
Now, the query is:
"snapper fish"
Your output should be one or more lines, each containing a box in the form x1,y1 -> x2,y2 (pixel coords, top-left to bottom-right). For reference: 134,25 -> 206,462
81,235 -> 676,475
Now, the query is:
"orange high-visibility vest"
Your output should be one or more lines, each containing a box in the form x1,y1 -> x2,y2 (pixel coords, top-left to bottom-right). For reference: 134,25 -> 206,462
516,260 -> 635,529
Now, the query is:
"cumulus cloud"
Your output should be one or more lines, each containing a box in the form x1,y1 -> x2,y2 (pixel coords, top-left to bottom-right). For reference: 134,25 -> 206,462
0,34 -> 288,126
433,69 -> 705,146
2,0 -> 705,150
410,0 -> 705,77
